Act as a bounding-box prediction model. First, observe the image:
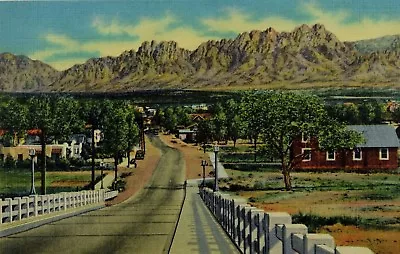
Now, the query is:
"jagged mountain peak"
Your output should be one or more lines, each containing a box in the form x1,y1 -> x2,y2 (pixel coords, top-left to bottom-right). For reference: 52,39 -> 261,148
1,24 -> 400,92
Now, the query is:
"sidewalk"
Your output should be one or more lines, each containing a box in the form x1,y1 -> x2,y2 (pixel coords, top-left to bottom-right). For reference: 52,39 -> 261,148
208,152 -> 229,178
94,156 -> 131,190
170,185 -> 240,254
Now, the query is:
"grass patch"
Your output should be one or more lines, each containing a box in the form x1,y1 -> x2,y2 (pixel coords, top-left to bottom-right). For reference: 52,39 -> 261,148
292,212 -> 400,232
219,152 -> 273,163
0,168 -> 91,198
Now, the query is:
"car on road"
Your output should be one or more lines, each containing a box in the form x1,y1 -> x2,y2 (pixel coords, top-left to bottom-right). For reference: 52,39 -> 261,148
135,150 -> 145,160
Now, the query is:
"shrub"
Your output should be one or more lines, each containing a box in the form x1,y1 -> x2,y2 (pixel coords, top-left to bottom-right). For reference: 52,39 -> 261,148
293,212 -> 362,232
16,158 -> 31,169
4,155 -> 15,169
111,179 -> 126,192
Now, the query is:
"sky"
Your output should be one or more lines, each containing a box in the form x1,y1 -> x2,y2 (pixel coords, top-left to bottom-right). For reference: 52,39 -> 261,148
0,0 -> 399,71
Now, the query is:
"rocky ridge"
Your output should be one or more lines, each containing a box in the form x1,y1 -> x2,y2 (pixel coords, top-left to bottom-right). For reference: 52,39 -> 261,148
1,24 -> 400,92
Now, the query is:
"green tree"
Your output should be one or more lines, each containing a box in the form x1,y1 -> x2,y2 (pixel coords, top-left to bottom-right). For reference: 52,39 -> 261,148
258,92 -> 362,191
0,98 -> 28,146
125,105 -> 140,168
358,102 -> 375,124
175,106 -> 192,127
212,103 -> 227,142
102,103 -> 130,182
26,95 -> 79,194
196,119 -> 215,153
240,92 -> 266,162
163,107 -> 178,133
224,99 -> 244,148
80,99 -> 110,189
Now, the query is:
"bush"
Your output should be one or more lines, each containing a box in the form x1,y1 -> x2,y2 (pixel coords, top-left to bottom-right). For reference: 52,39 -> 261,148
223,163 -> 280,172
4,155 -> 15,169
16,158 -> 31,169
111,179 -> 126,192
293,212 -> 362,232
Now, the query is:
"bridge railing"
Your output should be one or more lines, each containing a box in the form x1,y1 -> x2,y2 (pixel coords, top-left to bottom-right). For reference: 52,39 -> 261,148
199,187 -> 374,254
0,189 -> 118,225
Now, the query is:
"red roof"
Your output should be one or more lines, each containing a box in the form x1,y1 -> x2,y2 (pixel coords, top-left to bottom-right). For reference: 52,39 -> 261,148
27,129 -> 42,135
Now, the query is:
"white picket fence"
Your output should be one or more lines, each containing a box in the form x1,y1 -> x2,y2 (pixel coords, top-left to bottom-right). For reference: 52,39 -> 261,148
0,189 -> 118,225
200,188 -> 374,254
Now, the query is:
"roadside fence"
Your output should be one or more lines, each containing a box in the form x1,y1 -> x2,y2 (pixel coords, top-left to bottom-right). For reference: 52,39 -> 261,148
0,189 -> 118,225
199,187 -> 373,254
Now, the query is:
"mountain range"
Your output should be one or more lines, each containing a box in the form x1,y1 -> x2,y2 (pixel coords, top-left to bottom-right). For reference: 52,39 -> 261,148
1,24 -> 400,92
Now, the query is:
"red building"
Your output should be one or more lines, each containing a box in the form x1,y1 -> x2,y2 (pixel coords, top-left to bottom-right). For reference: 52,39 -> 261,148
292,125 -> 400,170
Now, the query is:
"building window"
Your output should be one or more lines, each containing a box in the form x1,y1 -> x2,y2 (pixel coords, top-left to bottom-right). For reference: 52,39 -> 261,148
353,148 -> 362,161
326,150 -> 335,161
301,132 -> 310,143
302,148 -> 312,161
18,154 -> 23,161
379,148 -> 389,160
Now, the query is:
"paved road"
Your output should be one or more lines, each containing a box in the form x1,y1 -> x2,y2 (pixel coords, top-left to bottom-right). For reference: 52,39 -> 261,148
0,136 -> 185,254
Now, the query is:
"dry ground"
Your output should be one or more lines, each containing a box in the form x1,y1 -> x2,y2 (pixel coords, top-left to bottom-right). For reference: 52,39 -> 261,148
159,134 -> 213,179
227,170 -> 400,254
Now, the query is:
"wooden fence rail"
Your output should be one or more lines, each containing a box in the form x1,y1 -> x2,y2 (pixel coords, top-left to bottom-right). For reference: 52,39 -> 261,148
199,187 -> 374,254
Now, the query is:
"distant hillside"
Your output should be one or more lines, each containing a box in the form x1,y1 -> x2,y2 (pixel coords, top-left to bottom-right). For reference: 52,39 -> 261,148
350,35 -> 400,54
0,53 -> 58,92
1,24 -> 400,92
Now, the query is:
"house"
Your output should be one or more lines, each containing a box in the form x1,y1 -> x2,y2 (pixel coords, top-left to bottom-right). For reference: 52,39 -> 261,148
69,134 -> 86,158
0,143 -> 69,162
292,125 -> 400,170
190,113 -> 212,123
177,129 -> 196,142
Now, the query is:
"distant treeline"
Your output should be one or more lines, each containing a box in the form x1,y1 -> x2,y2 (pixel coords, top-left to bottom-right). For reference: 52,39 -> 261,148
0,89 -> 240,105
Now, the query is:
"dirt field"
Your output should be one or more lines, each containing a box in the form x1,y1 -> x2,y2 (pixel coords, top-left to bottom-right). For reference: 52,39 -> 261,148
225,170 -> 400,254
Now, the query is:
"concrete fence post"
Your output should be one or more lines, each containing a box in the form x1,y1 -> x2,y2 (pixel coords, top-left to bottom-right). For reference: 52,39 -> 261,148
231,199 -> 235,239
56,194 -> 61,211
47,195 -> 51,214
68,193 -> 72,208
244,207 -> 257,254
0,199 -> 3,224
22,197 -> 29,219
292,234 -> 305,253
38,195 -> 44,214
15,197 -> 22,221
265,212 -> 292,253
5,198 -> 13,223
237,204 -> 248,249
276,224 -> 308,254
304,234 -> 335,254
335,246 -> 374,254
63,193 -> 67,210
83,191 -> 87,205
33,195 -> 38,216
250,209 -> 266,254
316,244 -> 335,254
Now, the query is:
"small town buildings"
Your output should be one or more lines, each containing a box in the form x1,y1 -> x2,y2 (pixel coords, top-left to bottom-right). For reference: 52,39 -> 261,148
190,113 -> 212,123
0,144 -> 69,162
292,125 -> 400,170
177,129 -> 196,142
69,134 -> 86,158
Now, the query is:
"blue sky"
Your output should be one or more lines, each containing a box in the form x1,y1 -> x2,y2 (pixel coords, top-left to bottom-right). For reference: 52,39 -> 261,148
0,0 -> 399,70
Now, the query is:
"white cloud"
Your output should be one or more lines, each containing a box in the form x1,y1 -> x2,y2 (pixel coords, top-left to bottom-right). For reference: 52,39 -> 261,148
302,2 -> 400,41
201,7 -> 298,34
47,57 -> 90,71
91,13 -> 217,50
